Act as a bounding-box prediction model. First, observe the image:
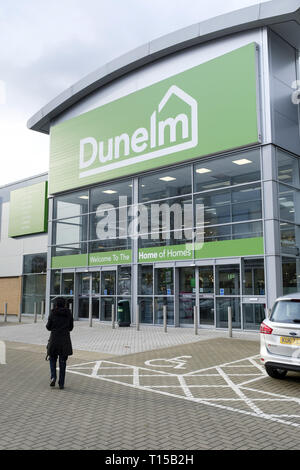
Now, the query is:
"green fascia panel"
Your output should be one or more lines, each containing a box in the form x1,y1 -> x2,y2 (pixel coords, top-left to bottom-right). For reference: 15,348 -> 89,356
89,250 -> 132,265
195,237 -> 264,259
138,244 -> 193,262
49,43 -> 259,194
51,254 -> 88,269
8,181 -> 48,237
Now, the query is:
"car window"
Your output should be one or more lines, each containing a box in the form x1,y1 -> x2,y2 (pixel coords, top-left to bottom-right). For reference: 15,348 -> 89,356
271,300 -> 300,324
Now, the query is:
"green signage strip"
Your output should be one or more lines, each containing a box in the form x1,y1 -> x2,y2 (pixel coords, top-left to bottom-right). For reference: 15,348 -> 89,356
89,250 -> 132,266
8,182 -> 48,237
51,254 -> 88,269
194,237 -> 264,259
138,244 -> 193,262
51,249 -> 132,268
51,238 -> 263,269
49,43 -> 259,194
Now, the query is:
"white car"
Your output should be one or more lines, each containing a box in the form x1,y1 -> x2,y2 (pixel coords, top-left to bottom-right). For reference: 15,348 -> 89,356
260,293 -> 300,379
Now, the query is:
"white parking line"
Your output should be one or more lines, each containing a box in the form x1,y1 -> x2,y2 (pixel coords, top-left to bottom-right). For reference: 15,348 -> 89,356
66,355 -> 300,429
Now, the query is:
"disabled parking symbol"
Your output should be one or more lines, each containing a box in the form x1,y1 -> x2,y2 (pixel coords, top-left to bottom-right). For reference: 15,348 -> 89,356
144,355 -> 192,369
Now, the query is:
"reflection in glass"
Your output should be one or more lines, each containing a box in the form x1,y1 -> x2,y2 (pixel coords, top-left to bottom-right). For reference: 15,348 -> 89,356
179,296 -> 194,324
62,273 -> 74,295
194,148 -> 260,192
101,271 -> 116,295
154,297 -> 174,325
79,273 -> 90,295
155,268 -> 174,295
50,270 -> 61,295
118,267 -> 131,295
216,265 -> 240,295
243,259 -> 265,295
199,266 -> 214,293
179,267 -> 195,294
138,297 -> 153,323
23,253 -> 47,274
54,190 -> 89,219
138,266 -> 153,295
199,299 -> 214,325
277,149 -> 299,186
243,304 -> 265,330
100,297 -> 115,321
216,297 -> 241,328
78,297 -> 89,319
90,180 -> 132,212
53,216 -> 88,245
282,257 -> 300,294
139,166 -> 192,202
92,272 -> 100,294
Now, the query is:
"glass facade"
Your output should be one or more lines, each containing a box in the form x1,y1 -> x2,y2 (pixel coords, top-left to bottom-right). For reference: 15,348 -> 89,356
277,149 -> 300,294
49,145 -> 300,330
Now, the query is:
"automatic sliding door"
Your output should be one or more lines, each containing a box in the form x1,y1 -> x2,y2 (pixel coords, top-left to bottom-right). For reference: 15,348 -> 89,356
100,270 -> 116,322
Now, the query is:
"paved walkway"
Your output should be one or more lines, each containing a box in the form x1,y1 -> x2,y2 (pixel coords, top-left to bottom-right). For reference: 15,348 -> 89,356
0,315 -> 259,355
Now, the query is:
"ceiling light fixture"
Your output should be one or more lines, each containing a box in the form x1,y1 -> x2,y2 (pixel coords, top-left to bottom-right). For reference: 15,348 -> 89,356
159,176 -> 176,182
232,158 -> 252,165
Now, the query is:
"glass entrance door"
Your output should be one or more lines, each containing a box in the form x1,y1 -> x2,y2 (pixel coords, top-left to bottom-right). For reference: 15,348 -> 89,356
100,270 -> 116,321
198,266 -> 214,326
78,272 -> 100,319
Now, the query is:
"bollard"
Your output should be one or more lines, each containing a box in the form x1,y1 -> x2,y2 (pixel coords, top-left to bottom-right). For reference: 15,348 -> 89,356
163,305 -> 167,333
34,302 -> 37,323
112,304 -> 115,329
41,300 -> 45,321
4,303 -> 8,322
18,302 -> 22,323
194,305 -> 198,335
268,308 -> 271,319
136,304 -> 140,331
228,306 -> 232,338
89,300 -> 93,328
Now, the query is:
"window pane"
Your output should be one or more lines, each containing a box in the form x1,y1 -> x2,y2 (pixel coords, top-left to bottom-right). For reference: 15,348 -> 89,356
139,166 -> 191,202
62,273 -> 74,295
89,237 -> 131,253
138,297 -> 153,323
138,265 -> 153,295
216,297 -> 241,328
90,180 -> 132,212
52,242 -> 87,257
199,266 -> 214,293
279,185 -> 300,223
101,271 -> 116,295
53,216 -> 88,245
141,196 -> 193,234
280,223 -> 300,254
194,148 -> 260,192
282,257 -> 300,294
179,267 -> 195,294
51,270 -> 61,295
118,266 -> 131,295
154,297 -> 174,325
243,304 -> 265,330
277,149 -> 299,186
200,298 -> 214,325
155,268 -> 174,295
216,264 -> 240,295
89,208 -> 133,242
54,191 -> 89,219
23,253 -> 47,274
243,259 -> 265,295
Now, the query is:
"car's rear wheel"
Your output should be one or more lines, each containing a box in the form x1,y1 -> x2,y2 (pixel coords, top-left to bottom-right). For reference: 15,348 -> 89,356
265,364 -> 287,379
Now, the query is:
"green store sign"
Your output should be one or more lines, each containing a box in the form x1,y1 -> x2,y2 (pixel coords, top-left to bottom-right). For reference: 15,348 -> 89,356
8,182 -> 48,238
49,43 -> 260,194
51,237 -> 264,268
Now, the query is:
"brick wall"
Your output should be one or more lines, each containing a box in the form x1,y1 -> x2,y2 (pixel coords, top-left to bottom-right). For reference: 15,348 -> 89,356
0,277 -> 22,314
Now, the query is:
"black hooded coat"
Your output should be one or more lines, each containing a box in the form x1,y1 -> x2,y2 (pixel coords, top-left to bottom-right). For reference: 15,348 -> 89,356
46,307 -> 73,357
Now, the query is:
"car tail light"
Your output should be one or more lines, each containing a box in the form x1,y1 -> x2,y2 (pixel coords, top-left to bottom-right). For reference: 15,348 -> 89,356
260,322 -> 273,335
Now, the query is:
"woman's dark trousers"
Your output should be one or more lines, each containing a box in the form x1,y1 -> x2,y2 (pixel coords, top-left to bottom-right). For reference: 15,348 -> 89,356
49,355 -> 68,387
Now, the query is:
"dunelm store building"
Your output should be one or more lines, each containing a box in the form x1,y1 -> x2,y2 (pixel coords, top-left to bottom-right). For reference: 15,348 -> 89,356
25,1 -> 300,330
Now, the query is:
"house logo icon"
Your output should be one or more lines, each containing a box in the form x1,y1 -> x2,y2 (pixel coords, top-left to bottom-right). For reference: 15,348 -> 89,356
79,85 -> 198,179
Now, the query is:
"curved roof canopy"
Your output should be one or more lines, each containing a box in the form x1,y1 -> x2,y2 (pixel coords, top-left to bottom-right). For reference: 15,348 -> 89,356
27,0 -> 300,135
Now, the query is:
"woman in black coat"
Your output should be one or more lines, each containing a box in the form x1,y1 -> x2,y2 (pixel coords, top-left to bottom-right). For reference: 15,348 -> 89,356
46,297 -> 73,389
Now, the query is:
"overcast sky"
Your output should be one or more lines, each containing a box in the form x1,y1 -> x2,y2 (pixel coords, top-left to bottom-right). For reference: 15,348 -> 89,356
0,0 -> 268,186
